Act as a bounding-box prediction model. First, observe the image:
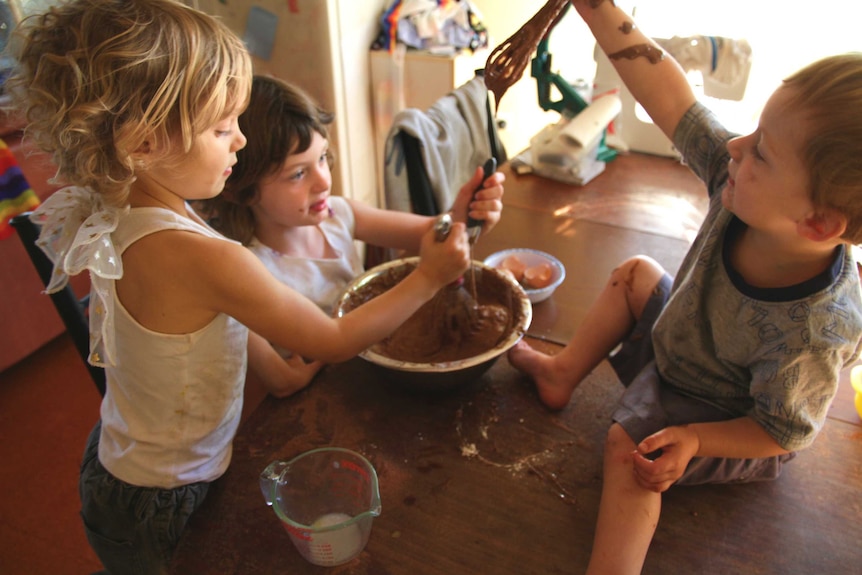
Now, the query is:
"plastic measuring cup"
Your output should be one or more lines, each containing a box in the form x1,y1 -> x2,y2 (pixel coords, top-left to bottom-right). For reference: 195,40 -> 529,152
260,447 -> 382,566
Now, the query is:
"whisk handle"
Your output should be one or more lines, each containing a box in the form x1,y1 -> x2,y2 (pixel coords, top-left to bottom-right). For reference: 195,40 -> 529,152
467,157 -> 497,239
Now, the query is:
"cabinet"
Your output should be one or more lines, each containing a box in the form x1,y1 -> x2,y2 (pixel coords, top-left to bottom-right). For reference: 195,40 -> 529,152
370,49 -> 489,114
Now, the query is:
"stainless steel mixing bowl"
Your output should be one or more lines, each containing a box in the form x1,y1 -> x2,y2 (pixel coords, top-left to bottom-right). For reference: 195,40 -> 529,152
334,257 -> 532,392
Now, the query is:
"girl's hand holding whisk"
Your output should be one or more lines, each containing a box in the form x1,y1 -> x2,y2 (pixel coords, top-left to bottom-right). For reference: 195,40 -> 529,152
415,220 -> 471,290
449,165 -> 505,237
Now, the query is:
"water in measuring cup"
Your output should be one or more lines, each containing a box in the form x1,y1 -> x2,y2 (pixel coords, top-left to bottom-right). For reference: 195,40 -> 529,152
308,512 -> 363,565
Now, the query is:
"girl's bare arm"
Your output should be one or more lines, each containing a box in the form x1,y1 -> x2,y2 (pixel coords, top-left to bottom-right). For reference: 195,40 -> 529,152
350,168 -> 504,253
246,331 -> 324,398
202,220 -> 470,363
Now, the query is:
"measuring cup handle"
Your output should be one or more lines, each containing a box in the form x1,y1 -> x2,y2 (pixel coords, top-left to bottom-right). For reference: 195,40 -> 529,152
259,460 -> 290,506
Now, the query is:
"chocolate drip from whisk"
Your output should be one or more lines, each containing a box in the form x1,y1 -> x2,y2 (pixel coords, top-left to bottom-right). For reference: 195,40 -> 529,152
483,0 -> 570,107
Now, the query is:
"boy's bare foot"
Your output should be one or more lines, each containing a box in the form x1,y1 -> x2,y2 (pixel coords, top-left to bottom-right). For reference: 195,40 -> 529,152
508,340 -> 575,410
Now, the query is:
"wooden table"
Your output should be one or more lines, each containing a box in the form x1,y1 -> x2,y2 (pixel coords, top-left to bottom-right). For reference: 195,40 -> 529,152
473,153 -> 708,345
169,154 -> 861,575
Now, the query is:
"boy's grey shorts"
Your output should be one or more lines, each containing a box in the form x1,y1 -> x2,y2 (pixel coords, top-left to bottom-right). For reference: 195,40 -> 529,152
607,273 -> 795,486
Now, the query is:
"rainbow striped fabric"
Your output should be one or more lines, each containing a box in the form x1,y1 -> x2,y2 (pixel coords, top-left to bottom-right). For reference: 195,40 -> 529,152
0,138 -> 40,240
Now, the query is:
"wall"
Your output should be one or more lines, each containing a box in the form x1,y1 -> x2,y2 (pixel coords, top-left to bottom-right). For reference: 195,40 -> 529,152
329,0 -> 385,207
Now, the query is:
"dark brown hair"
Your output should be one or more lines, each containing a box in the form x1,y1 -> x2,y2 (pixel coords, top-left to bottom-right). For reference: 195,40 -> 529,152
205,75 -> 334,244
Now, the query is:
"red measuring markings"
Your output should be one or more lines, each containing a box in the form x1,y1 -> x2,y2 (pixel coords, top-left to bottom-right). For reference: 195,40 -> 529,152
284,523 -> 312,541
339,459 -> 369,481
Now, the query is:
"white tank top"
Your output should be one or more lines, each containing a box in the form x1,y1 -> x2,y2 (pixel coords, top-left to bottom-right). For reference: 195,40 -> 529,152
97,207 -> 249,488
248,196 -> 363,316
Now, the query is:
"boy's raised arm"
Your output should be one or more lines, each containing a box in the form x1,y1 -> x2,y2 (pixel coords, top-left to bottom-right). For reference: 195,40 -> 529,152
574,0 -> 696,142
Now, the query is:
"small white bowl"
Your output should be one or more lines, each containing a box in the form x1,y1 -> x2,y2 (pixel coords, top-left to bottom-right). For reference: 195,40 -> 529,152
483,249 -> 565,303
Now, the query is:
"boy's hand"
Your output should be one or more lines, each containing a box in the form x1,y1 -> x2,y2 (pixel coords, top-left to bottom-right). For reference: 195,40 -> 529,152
449,165 -> 505,235
415,219 -> 470,288
630,425 -> 700,492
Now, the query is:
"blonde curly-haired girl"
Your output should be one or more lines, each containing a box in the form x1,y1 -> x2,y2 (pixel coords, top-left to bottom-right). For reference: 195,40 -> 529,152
7,1 -> 472,571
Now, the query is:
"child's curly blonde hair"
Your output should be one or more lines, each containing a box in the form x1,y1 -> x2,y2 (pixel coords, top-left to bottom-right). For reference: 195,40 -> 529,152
4,0 -> 252,207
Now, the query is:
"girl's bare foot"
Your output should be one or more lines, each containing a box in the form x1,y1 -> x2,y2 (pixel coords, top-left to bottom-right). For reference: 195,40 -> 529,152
508,340 -> 575,410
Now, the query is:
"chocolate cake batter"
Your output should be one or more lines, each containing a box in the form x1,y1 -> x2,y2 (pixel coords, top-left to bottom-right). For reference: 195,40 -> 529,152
341,262 -> 525,364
